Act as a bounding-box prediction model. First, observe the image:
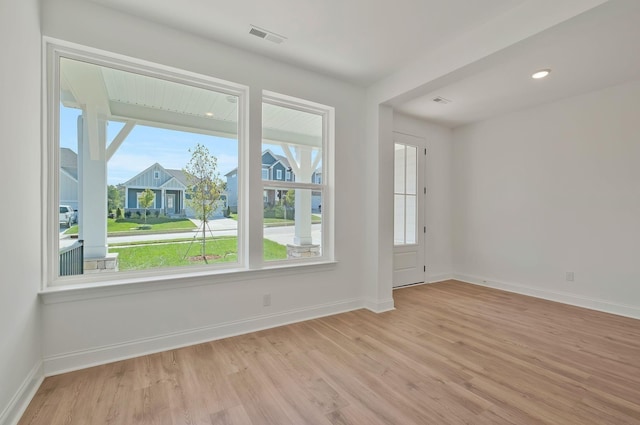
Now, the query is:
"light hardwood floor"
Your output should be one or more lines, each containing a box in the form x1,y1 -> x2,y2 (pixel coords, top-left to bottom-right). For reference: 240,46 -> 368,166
20,281 -> 640,424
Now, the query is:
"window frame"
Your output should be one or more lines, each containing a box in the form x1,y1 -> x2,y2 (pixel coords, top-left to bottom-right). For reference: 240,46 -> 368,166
393,143 -> 418,246
42,39 -> 335,292
44,39 -> 249,287
261,91 -> 334,265
136,191 -> 156,209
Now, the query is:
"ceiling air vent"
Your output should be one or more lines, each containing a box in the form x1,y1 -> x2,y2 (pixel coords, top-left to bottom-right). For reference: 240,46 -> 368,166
432,96 -> 452,104
249,25 -> 286,44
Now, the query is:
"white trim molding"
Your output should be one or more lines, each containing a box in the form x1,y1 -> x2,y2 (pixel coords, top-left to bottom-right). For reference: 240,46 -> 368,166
43,297 -> 365,376
454,273 -> 640,320
364,297 -> 395,313
428,273 -> 454,284
0,361 -> 44,425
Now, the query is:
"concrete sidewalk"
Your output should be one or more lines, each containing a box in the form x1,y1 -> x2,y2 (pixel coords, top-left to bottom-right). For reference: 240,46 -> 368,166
189,218 -> 238,231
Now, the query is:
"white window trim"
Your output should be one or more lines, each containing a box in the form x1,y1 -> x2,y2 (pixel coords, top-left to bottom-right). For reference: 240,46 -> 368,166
285,170 -> 291,181
42,38 -> 334,292
153,171 -> 160,179
261,91 -> 334,266
394,143 -> 418,246
44,38 -> 249,289
276,169 -> 282,180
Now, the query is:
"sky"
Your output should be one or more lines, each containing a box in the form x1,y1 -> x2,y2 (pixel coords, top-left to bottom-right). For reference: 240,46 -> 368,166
60,105 -> 319,186
60,105 -> 242,186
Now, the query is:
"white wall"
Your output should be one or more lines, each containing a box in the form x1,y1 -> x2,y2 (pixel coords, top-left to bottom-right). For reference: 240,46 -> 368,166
393,113 -> 453,282
452,78 -> 640,318
40,0 -> 369,374
0,0 -> 44,423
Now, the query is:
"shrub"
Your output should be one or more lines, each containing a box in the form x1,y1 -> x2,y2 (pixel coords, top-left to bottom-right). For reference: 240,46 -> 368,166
263,206 -> 275,218
116,207 -> 122,219
124,211 -> 132,219
274,205 -> 285,219
136,211 -> 142,219
154,210 -> 160,218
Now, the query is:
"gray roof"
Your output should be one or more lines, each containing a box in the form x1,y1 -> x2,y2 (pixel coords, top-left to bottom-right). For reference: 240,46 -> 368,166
165,168 -> 190,186
272,153 -> 291,169
60,148 -> 78,179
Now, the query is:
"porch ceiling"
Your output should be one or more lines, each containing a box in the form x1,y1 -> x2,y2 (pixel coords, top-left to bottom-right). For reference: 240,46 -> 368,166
60,57 -> 322,146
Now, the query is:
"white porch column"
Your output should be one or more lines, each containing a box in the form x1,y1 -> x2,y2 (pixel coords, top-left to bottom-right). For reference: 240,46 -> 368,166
78,112 -> 108,258
293,146 -> 313,245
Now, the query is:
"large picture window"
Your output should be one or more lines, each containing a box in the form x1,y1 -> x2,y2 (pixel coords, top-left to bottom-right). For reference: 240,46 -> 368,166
47,42 -> 334,286
52,49 -> 241,280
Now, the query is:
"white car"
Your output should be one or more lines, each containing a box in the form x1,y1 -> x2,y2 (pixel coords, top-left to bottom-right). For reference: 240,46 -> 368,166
59,205 -> 74,228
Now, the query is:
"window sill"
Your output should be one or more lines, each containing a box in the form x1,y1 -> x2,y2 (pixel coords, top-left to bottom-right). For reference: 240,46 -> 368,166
39,260 -> 338,304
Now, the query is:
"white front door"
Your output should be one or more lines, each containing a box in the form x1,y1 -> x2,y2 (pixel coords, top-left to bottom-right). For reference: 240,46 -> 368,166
393,132 -> 426,287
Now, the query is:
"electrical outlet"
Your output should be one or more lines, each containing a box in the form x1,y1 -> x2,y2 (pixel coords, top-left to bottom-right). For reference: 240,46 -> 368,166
263,294 -> 271,307
565,272 -> 574,282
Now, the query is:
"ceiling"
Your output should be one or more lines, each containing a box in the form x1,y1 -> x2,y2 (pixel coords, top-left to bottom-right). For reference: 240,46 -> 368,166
89,0 -> 640,128
90,0 -> 527,86
393,0 -> 640,127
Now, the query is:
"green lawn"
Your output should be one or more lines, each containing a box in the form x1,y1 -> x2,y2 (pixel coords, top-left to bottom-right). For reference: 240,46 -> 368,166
110,237 -> 286,270
66,217 -> 196,235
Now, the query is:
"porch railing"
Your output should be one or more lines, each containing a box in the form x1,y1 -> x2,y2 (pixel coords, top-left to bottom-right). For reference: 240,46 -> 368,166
60,239 -> 84,276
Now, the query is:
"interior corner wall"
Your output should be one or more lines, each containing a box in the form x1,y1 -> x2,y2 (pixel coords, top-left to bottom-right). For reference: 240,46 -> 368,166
392,113 -> 453,282
452,78 -> 640,318
0,0 -> 44,423
39,0 -> 369,374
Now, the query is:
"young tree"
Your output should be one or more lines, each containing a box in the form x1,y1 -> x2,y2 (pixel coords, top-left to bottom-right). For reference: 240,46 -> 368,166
138,188 -> 155,224
283,189 -> 295,221
107,184 -> 123,213
284,189 -> 295,207
184,144 -> 226,260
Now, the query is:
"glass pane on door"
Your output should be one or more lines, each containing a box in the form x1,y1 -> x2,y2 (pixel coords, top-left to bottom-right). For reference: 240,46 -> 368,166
394,143 -> 418,245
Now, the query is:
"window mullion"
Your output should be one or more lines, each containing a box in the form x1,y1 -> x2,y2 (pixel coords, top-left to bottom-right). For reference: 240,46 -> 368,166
246,87 -> 264,269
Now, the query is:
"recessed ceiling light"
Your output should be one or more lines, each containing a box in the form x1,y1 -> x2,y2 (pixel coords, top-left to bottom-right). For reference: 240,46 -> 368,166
532,69 -> 551,79
205,112 -> 214,117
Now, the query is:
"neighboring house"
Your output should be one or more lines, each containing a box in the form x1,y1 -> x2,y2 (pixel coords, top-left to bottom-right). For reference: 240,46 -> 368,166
123,163 -> 227,219
60,147 -> 79,210
225,149 -> 321,213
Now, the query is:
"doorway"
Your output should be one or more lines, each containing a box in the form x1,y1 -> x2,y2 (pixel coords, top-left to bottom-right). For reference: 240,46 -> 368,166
393,132 -> 426,287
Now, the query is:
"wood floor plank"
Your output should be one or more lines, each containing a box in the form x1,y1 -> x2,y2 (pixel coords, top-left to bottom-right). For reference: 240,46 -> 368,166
19,281 -> 640,424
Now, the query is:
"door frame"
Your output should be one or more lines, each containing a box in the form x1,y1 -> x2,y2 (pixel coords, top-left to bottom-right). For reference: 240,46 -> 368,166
392,132 -> 427,288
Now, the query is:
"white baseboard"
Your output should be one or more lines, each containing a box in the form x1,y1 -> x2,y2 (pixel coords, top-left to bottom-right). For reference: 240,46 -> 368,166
365,297 -> 395,313
454,273 -> 640,320
0,361 -> 44,425
428,273 -> 454,284
43,297 -> 365,376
